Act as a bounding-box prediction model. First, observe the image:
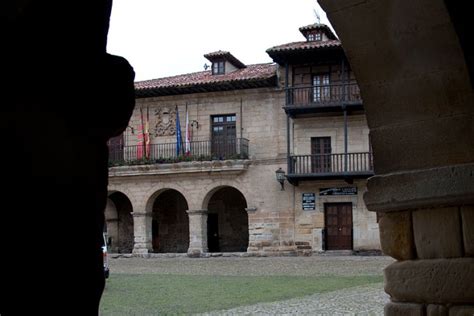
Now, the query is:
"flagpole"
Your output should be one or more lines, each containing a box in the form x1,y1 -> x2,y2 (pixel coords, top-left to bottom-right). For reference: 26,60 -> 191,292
185,102 -> 190,156
140,107 -> 145,160
145,106 -> 150,159
175,105 -> 182,157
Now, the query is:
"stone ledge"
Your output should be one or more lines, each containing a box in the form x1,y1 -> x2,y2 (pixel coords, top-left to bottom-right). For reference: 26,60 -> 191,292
364,163 -> 474,213
385,258 -> 474,304
109,159 -> 251,177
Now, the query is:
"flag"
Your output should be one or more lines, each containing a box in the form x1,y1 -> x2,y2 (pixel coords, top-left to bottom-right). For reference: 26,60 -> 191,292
185,104 -> 191,155
137,107 -> 145,159
144,107 -> 150,159
176,106 -> 182,156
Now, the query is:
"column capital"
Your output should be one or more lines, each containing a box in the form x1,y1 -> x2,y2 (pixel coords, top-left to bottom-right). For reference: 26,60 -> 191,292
186,209 -> 208,216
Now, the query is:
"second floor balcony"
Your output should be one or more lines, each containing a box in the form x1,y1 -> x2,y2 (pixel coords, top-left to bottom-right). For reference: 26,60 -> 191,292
287,152 -> 374,184
109,138 -> 249,167
285,81 -> 363,116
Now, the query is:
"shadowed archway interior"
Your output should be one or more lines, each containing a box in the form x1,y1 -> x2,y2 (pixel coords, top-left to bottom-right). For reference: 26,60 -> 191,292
152,189 -> 190,253
207,187 -> 249,252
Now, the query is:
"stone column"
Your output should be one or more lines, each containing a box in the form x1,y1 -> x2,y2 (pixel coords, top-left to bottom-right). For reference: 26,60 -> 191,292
131,212 -> 152,255
186,209 -> 208,257
245,207 -> 259,253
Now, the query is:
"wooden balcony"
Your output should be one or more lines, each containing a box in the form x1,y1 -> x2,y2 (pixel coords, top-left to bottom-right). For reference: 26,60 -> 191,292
284,81 -> 363,116
287,152 -> 374,184
108,138 -> 249,167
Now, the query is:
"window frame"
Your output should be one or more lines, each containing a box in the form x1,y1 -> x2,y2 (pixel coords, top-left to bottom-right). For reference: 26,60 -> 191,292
212,60 -> 225,75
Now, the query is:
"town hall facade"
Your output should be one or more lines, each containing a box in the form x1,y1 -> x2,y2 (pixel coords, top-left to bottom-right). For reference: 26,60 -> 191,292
105,24 -> 380,256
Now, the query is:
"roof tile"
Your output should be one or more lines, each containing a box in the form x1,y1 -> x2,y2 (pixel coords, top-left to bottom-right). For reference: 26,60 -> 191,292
135,63 -> 276,91
266,40 -> 341,54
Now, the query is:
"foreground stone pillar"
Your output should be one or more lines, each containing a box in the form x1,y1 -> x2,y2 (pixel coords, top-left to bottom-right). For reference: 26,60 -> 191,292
187,209 -> 208,257
132,212 -> 152,255
318,0 -> 474,314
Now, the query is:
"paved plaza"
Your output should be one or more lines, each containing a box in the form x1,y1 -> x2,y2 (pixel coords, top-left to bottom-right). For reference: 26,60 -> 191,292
108,255 -> 394,315
199,282 -> 388,315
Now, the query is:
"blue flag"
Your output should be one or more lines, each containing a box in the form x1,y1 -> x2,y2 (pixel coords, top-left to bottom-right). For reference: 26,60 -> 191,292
176,106 -> 182,156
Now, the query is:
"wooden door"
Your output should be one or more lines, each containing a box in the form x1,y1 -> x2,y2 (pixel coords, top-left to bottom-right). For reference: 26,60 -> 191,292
211,114 -> 236,159
324,203 -> 353,250
311,137 -> 331,173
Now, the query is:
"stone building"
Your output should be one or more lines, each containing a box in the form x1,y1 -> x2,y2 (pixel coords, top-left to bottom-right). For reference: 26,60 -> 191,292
106,24 -> 380,256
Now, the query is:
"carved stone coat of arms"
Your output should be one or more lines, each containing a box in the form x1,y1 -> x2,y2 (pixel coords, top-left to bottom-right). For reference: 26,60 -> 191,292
154,106 -> 176,136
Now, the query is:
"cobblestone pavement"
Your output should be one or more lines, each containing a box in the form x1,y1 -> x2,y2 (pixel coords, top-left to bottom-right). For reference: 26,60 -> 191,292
197,282 -> 388,315
108,255 -> 393,315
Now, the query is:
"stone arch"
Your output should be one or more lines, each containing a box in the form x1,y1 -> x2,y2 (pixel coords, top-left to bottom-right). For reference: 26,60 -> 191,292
201,182 -> 251,211
143,183 -> 192,213
106,190 -> 134,253
203,185 -> 249,252
147,188 -> 190,253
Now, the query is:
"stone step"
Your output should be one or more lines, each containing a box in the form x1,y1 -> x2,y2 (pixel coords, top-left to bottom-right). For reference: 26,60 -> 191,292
296,245 -> 312,250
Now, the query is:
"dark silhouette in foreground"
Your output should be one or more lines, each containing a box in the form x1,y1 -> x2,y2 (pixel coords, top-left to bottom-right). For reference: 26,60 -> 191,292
0,1 -> 135,314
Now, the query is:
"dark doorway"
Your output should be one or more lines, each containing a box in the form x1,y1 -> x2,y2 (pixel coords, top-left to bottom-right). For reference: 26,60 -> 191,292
324,203 -> 353,250
211,114 -> 236,159
207,187 -> 248,252
152,189 -> 189,253
107,192 -> 134,253
311,137 -> 332,173
207,213 -> 220,252
152,219 -> 159,251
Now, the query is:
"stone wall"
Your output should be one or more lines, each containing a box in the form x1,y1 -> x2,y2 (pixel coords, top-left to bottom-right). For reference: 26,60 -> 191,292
293,115 -> 370,155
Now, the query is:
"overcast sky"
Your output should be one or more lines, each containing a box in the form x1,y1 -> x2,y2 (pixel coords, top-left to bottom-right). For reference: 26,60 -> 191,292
107,0 -> 333,82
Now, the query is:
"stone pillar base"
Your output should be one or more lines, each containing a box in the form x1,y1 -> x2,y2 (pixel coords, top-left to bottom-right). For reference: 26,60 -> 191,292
187,249 -> 204,258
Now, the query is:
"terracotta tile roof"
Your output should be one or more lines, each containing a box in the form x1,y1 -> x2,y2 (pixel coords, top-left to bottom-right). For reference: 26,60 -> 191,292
135,63 -> 277,98
298,23 -> 337,40
266,40 -> 341,53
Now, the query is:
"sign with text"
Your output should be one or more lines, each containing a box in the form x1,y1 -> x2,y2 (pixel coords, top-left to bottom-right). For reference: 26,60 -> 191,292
302,193 -> 316,210
319,187 -> 357,196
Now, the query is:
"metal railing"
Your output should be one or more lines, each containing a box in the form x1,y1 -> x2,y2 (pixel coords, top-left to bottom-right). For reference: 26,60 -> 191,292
288,152 -> 373,175
108,138 -> 249,166
286,81 -> 362,107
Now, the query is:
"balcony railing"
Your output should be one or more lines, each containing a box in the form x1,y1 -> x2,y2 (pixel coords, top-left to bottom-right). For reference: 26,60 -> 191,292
109,138 -> 249,166
288,152 -> 373,179
286,81 -> 362,109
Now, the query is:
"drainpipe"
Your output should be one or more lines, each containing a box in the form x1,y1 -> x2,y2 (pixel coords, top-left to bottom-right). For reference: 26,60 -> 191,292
285,63 -> 291,174
341,58 -> 348,175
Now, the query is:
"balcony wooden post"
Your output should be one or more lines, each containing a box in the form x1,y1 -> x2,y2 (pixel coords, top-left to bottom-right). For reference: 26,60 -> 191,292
344,108 -> 348,173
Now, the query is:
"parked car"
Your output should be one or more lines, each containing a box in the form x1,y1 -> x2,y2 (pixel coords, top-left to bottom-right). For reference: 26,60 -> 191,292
102,233 -> 110,279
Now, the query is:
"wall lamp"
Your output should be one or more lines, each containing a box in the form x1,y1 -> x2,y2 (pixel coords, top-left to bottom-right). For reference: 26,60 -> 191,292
275,167 -> 286,191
